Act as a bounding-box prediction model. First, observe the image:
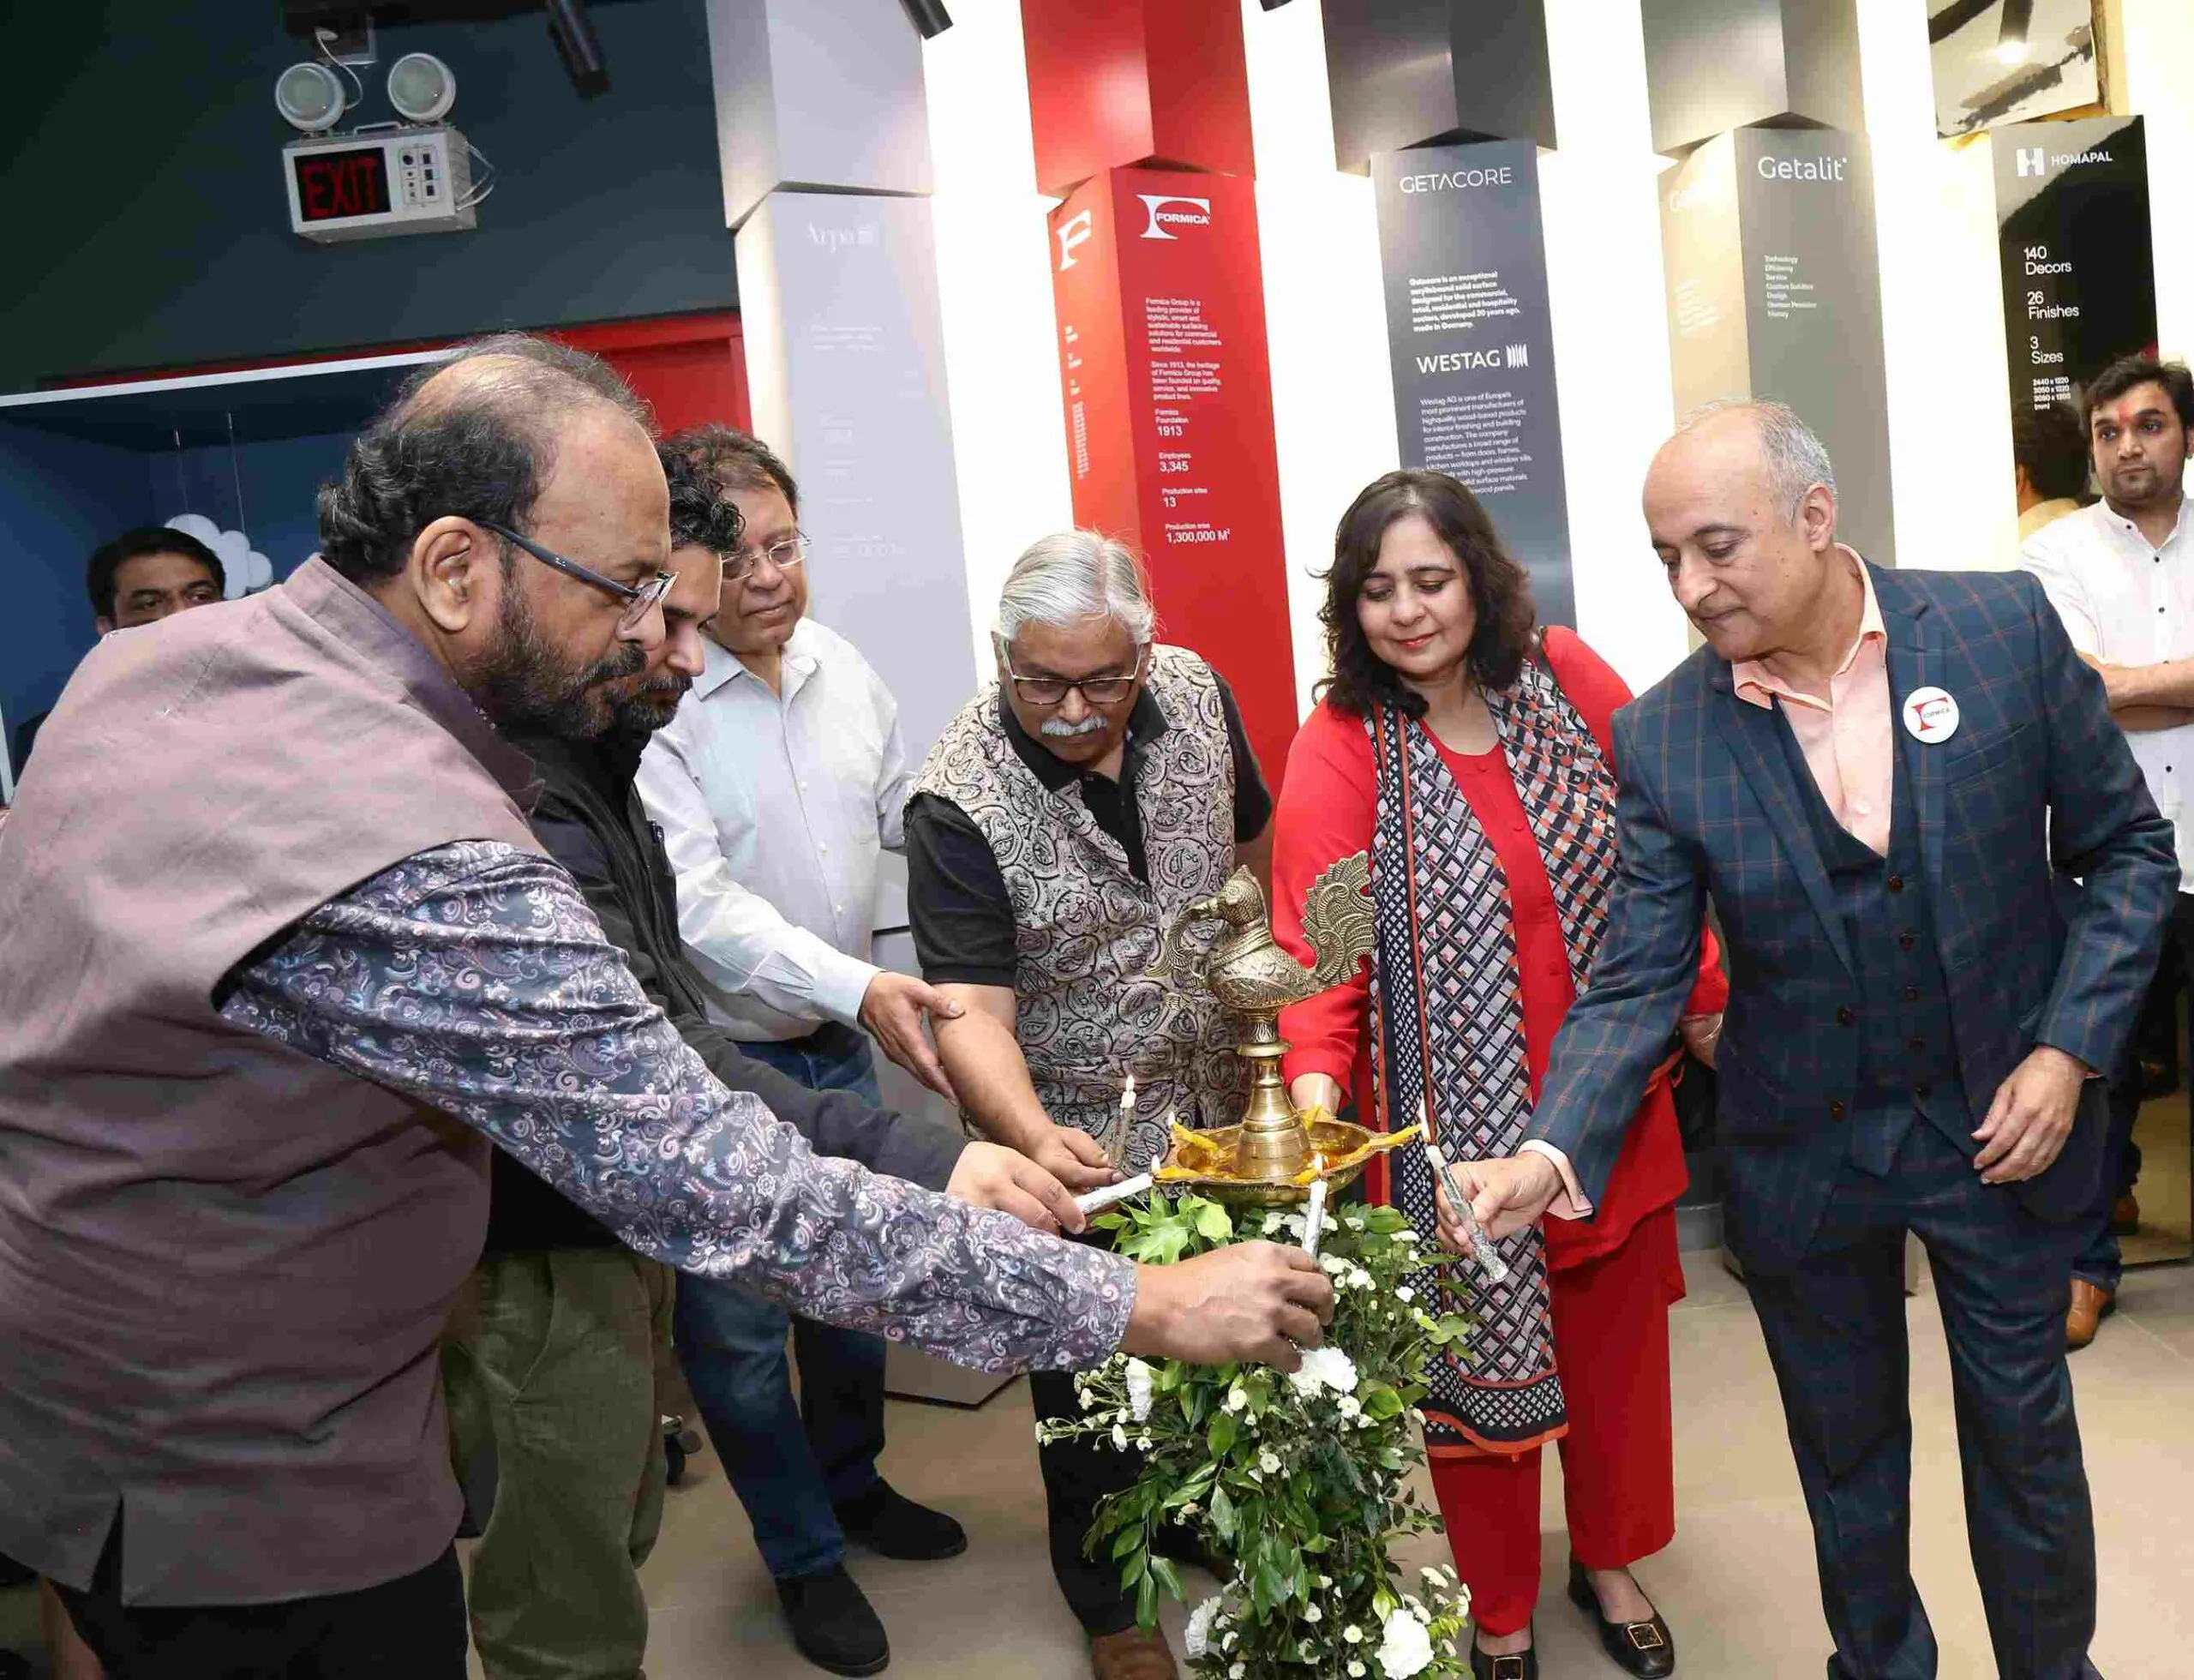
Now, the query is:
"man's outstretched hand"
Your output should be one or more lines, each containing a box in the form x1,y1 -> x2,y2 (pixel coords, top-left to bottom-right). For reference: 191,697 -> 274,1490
1433,1152 -> 1565,1247
1121,1242 -> 1336,1372
945,1141 -> 1087,1235
1025,1121 -> 1119,1193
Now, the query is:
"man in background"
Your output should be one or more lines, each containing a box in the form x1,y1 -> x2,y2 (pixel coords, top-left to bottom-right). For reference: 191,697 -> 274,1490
448,440 -> 1082,1680
2015,401 -> 2091,544
2023,353 -> 2194,1347
634,429 -> 980,1675
12,526 -> 227,775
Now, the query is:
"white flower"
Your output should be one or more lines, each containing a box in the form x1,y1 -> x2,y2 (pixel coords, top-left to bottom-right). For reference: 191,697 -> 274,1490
1230,1665 -> 1246,1680
1395,1227 -> 1422,1243
1336,1395 -> 1362,1419
1225,1385 -> 1250,1413
1223,1631 -> 1238,1651
1124,1358 -> 1155,1423
1349,1664 -> 1366,1678
1419,1567 -> 1444,1588
1304,1604 -> 1322,1623
1259,1449 -> 1281,1474
1453,1579 -> 1472,1618
1319,1253 -> 1347,1275
1136,1434 -> 1153,1451
1394,1286 -> 1415,1303
1112,1424 -> 1129,1450
1184,1597 -> 1221,1659
1376,1608 -> 1436,1677
1343,1625 -> 1364,1644
1287,1346 -> 1360,1397
1262,1212 -> 1285,1234
1317,1575 -> 1333,1590
1349,1268 -> 1375,1290
1282,1212 -> 1309,1239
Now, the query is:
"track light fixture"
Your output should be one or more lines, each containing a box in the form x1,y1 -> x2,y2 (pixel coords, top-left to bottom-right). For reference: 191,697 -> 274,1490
899,0 -> 953,37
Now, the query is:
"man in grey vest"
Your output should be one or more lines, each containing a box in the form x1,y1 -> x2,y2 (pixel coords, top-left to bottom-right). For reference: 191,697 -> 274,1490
0,339 -> 1334,1680
906,531 -> 1275,1680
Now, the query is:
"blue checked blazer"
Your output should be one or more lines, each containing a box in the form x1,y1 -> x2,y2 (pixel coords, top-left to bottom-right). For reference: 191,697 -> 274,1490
1529,564 -> 2178,1263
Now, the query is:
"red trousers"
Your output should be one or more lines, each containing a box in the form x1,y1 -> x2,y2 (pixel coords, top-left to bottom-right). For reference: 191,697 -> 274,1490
1427,1203 -> 1681,1635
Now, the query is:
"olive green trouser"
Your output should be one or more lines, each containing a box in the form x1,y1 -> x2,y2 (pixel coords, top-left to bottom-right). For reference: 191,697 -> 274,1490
443,1248 -> 676,1680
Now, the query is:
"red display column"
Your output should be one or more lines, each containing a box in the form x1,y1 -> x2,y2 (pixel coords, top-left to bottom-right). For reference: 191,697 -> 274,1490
1049,168 -> 1294,784
1022,0 -> 1297,782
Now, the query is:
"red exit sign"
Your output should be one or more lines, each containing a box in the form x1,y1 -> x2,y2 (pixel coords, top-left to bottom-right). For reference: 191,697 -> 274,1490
291,146 -> 393,223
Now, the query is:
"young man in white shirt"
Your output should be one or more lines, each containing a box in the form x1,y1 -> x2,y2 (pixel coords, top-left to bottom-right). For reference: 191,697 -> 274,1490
2022,354 -> 2194,1348
632,428 -> 967,1676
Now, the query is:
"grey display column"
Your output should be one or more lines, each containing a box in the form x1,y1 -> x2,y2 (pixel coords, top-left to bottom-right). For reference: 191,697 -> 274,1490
1657,127 -> 1896,566
705,0 -> 1002,1406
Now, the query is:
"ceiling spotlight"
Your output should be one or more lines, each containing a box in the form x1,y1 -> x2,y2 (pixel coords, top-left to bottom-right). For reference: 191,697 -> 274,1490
899,0 -> 952,36
275,61 -> 349,134
387,52 -> 456,123
547,0 -> 609,96
1996,0 -> 2033,63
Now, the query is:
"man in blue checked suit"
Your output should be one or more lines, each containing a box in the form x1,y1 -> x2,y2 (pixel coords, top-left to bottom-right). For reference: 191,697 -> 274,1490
1451,402 -> 2176,1680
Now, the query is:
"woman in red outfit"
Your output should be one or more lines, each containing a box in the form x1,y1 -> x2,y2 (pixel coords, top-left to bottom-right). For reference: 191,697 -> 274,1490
1273,471 -> 1725,1680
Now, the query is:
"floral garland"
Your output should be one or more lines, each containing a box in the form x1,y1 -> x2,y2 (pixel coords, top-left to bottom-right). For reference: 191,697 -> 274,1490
1038,1191 -> 1474,1677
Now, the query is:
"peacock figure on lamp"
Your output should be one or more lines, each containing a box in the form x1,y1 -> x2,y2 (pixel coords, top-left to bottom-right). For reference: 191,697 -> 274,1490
1146,853 -> 1416,1203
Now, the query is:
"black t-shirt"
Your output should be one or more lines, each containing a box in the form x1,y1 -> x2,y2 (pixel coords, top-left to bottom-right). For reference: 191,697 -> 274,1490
905,671 -> 1273,989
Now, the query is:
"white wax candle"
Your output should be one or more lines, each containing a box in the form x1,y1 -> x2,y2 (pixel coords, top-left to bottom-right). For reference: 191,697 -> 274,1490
1074,1173 -> 1154,1216
1301,1172 -> 1330,1257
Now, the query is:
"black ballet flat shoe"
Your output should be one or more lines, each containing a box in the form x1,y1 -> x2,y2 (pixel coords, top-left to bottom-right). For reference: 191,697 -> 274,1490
1568,1559 -> 1675,1677
1469,1627 -> 1538,1680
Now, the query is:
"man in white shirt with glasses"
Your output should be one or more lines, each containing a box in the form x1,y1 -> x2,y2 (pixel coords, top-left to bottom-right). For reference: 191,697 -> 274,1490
2023,353 -> 2194,1351
634,426 -> 969,1674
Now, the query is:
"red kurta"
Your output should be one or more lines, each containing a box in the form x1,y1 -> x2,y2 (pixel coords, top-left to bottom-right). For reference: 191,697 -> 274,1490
1272,626 -> 1725,1269
1271,627 -> 1727,1633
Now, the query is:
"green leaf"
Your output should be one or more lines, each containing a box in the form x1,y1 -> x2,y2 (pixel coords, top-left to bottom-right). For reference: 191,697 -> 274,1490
1119,1550 -> 1147,1587
1362,1383 -> 1406,1421
1193,1201 -> 1234,1242
1207,1409 -> 1238,1458
1209,1485 -> 1238,1544
1135,1569 -> 1160,1629
1149,1555 -> 1184,1603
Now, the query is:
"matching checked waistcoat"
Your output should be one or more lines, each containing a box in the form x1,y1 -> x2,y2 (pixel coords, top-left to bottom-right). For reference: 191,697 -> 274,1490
914,645 -> 1248,1170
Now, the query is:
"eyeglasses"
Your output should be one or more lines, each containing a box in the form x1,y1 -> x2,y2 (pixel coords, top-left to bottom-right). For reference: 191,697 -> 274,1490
1001,651 -> 1144,707
479,520 -> 676,637
726,533 -> 809,585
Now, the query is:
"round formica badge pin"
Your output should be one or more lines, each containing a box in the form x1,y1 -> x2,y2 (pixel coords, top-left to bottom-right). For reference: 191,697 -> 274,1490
1902,686 -> 1960,744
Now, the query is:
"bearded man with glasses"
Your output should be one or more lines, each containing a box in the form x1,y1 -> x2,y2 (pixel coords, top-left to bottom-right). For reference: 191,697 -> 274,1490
903,530 -> 1276,1680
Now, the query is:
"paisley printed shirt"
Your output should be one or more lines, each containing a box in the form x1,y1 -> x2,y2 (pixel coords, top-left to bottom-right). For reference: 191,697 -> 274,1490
217,838 -> 1136,1374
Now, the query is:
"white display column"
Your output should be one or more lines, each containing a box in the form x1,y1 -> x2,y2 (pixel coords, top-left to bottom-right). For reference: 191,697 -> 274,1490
704,0 -> 974,765
704,0 -> 997,1406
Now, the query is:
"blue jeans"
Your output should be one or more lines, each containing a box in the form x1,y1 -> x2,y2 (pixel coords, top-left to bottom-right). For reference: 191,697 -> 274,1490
675,1025 -> 889,1581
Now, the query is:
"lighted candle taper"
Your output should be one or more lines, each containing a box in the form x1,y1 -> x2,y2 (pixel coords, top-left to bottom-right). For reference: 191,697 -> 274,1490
1418,1095 -> 1511,1284
1107,1072 -> 1137,1167
1300,1157 -> 1330,1257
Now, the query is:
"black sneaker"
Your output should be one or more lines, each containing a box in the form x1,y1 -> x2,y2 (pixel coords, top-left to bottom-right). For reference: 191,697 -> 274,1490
833,1481 -> 967,1562
776,1565 -> 889,1676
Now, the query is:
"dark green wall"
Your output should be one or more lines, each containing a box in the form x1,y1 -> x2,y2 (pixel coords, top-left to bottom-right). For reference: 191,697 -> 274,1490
0,0 -> 733,390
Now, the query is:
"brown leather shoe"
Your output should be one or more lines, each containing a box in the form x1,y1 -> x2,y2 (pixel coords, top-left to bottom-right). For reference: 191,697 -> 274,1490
1090,1625 -> 1178,1680
2067,1280 -> 2116,1351
2111,1192 -> 2141,1237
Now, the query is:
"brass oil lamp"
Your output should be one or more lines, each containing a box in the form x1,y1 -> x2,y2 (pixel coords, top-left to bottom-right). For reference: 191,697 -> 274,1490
1146,855 -> 1417,1206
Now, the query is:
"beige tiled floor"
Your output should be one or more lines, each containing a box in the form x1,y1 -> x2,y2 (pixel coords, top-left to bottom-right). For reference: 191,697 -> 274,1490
6,1251 -> 2189,1679
567,1250 -> 2194,1680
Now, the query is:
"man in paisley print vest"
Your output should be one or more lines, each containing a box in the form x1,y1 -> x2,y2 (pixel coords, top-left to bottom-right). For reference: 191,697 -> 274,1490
905,531 -> 1275,1680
